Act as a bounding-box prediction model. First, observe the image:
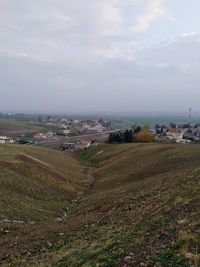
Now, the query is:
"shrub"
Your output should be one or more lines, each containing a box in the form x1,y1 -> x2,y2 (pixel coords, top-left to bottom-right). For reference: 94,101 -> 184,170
135,130 -> 155,143
152,250 -> 190,267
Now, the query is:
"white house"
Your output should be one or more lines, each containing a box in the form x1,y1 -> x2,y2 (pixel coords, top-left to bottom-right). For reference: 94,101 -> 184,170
0,136 -> 15,144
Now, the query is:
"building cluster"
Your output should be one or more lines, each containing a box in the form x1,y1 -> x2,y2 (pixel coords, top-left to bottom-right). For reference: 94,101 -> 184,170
59,139 -> 97,152
30,117 -> 112,144
0,117 -> 112,146
154,122 -> 200,143
42,117 -> 112,136
33,131 -> 56,141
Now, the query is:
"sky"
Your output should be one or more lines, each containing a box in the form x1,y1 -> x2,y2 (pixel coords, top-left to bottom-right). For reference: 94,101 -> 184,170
0,0 -> 200,114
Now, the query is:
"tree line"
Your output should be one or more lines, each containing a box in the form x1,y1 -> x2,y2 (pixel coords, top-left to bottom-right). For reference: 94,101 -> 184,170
107,126 -> 155,144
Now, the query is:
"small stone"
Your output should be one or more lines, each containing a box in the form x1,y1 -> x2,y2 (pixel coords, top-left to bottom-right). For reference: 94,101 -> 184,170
47,242 -> 52,247
124,256 -> 132,262
58,232 -> 64,236
177,219 -> 187,225
55,218 -> 62,222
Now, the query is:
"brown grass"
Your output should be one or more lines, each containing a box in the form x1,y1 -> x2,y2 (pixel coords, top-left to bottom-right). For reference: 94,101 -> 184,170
2,143 -> 200,266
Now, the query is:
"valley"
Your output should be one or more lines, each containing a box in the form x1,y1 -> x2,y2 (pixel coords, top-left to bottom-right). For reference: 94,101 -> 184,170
1,143 -> 200,266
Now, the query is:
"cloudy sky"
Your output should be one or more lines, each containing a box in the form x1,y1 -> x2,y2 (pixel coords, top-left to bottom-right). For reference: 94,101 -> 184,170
0,0 -> 200,114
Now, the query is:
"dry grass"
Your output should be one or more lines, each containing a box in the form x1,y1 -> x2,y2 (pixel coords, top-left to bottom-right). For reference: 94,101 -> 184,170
0,144 -> 88,222
2,143 -> 200,266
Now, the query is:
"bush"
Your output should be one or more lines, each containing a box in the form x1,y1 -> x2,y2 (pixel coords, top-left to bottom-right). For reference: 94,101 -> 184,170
108,130 -> 133,144
135,130 -> 155,143
152,250 -> 190,267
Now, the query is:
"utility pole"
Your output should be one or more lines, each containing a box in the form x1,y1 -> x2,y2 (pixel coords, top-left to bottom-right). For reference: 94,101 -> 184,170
188,107 -> 192,125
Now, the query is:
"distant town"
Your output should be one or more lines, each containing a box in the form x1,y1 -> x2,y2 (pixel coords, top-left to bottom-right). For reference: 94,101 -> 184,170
1,111 -> 200,150
0,115 -> 112,151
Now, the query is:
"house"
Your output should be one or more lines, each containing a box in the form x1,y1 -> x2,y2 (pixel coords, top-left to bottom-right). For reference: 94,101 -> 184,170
176,139 -> 191,144
59,139 -> 92,152
56,129 -> 70,136
0,136 -> 15,144
60,142 -> 76,151
155,135 -> 175,143
75,139 -> 92,150
34,131 -> 55,140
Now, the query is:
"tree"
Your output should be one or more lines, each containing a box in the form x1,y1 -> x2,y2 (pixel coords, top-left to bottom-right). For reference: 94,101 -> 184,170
108,130 -> 133,143
123,129 -> 133,143
115,132 -> 122,143
38,116 -> 42,122
47,116 -> 51,122
133,126 -> 142,134
170,122 -> 176,129
135,130 -> 155,143
108,133 -> 114,143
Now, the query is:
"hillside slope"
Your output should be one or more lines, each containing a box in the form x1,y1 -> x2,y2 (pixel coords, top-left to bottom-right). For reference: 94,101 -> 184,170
0,144 -> 89,222
2,143 -> 200,266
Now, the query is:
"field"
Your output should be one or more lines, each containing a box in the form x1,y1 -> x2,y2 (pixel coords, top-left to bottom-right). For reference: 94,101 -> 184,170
0,116 -> 54,136
1,143 -> 200,266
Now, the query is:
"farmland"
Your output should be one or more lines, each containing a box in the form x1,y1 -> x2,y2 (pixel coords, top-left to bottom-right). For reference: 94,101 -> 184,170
1,143 -> 200,266
0,116 -> 54,136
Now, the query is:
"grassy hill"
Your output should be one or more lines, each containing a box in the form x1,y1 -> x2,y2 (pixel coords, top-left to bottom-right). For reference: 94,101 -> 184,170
0,145 -> 88,222
1,143 -> 200,266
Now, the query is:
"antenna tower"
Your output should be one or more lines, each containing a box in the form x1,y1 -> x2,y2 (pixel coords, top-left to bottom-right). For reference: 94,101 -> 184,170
189,107 -> 192,125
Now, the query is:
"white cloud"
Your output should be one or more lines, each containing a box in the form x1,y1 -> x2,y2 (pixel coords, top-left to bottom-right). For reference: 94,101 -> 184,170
94,46 -> 122,59
1,0 -> 200,113
181,32 -> 198,38
181,64 -> 193,71
89,1 -> 124,37
132,0 -> 172,33
156,62 -> 169,68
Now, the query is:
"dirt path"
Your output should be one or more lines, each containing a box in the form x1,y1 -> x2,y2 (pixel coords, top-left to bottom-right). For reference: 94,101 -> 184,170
18,151 -> 51,168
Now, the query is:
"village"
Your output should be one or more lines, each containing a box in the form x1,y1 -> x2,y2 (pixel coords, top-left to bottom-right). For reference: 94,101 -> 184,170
37,116 -> 112,136
153,109 -> 200,143
1,112 -> 200,149
154,122 -> 197,144
0,117 -> 112,151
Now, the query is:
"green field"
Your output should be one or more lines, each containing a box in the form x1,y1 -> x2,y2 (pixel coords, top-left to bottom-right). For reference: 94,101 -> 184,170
0,117 -> 55,136
1,143 -> 200,266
